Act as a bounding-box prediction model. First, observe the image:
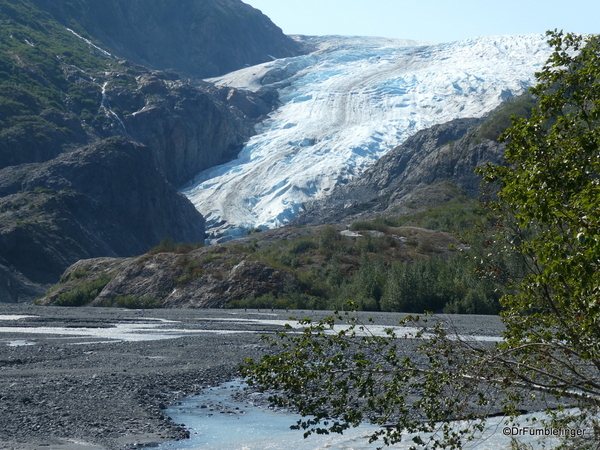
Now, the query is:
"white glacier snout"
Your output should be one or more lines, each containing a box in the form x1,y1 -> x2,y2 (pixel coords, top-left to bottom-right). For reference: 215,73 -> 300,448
183,35 -> 552,242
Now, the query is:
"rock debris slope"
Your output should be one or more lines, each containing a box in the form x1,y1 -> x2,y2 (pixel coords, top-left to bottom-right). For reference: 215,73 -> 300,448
183,35 -> 552,242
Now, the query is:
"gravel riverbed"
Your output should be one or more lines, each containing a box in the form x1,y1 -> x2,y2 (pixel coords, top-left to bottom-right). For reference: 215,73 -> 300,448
0,305 -> 510,449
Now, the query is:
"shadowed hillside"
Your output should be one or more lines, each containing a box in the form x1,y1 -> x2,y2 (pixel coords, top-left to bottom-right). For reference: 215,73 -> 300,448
0,0 -> 301,300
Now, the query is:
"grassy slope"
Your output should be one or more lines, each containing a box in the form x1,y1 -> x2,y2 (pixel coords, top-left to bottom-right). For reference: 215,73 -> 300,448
41,198 -> 503,314
0,0 -> 138,167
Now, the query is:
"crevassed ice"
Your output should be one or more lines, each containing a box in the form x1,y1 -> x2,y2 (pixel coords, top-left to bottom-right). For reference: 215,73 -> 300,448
182,35 -> 552,242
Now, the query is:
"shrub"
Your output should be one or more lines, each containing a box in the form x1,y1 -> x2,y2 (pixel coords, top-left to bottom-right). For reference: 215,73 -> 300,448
289,238 -> 317,255
174,257 -> 203,286
53,275 -> 112,306
318,226 -> 340,252
148,237 -> 204,254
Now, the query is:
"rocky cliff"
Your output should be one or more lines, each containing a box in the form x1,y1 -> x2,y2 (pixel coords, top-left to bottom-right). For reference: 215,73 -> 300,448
0,0 -> 295,300
123,74 -> 277,186
29,0 -> 305,78
293,117 -> 507,226
39,243 -> 300,309
80,68 -> 277,186
0,137 -> 205,286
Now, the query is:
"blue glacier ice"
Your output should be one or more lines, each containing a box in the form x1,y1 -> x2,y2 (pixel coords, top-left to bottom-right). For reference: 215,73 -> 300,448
181,35 -> 552,242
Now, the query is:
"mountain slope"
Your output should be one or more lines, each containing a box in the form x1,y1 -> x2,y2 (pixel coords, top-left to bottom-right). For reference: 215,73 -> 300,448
0,0 -> 293,299
293,118 -> 498,226
29,0 -> 305,78
0,137 -> 205,285
182,35 -> 552,241
0,0 -> 279,183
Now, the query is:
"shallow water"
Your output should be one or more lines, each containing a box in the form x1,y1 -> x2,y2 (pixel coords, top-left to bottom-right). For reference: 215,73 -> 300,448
0,314 -> 503,345
157,381 -> 585,450
0,315 -> 266,344
156,381 -> 403,450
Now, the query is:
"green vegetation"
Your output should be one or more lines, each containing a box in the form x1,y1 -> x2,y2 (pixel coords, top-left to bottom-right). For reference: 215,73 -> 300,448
226,202 -> 501,313
476,29 -> 600,438
174,256 -> 203,286
0,0 -> 110,118
380,257 -> 499,314
53,274 -> 112,306
148,237 -> 204,255
352,193 -> 480,235
242,32 -> 600,450
0,0 -> 144,165
474,92 -> 537,142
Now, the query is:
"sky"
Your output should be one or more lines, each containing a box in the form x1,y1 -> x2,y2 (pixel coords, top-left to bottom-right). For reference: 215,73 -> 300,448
244,0 -> 599,43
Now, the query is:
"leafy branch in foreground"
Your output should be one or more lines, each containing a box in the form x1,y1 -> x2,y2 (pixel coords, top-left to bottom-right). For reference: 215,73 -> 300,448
241,31 -> 600,449
242,312 -> 494,449
241,309 -> 598,449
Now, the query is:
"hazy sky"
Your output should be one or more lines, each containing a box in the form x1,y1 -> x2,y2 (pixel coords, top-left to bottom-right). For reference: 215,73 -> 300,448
244,0 -> 599,43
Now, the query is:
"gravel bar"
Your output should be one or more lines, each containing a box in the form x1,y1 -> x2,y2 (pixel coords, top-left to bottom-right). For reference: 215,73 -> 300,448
0,304 -> 506,449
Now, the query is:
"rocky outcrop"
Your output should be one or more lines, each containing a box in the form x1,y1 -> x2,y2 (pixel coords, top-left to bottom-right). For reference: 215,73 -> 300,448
294,117 -> 506,226
120,74 -> 277,186
0,261 -> 45,303
39,244 -> 299,308
30,0 -> 305,78
39,222 -> 466,309
0,137 -> 205,286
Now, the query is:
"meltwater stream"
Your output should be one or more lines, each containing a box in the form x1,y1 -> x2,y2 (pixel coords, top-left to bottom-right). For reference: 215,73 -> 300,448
155,380 -> 381,450
156,380 -> 412,450
156,381 -> 578,450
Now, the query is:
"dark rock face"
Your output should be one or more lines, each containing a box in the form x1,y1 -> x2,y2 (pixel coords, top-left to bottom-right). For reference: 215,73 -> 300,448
40,244 -> 299,308
121,75 -> 276,186
0,261 -> 45,303
45,64 -> 276,188
294,118 -> 507,226
0,137 -> 205,286
0,0 -> 290,298
30,0 -> 305,78
0,67 -> 274,187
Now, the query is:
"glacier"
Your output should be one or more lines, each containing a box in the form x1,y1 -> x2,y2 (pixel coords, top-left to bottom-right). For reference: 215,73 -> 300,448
181,35 -> 552,243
